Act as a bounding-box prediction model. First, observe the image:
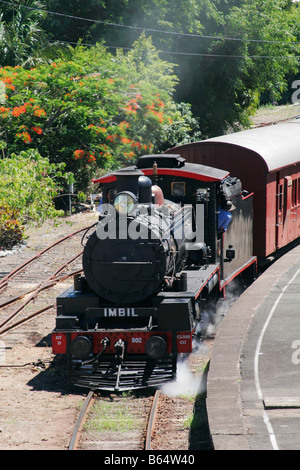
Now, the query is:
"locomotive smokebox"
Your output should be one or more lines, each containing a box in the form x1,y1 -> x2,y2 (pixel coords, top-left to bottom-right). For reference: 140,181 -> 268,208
82,229 -> 169,305
82,165 -> 191,305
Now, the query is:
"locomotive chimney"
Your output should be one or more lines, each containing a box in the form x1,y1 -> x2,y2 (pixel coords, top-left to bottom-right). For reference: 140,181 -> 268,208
113,168 -> 144,197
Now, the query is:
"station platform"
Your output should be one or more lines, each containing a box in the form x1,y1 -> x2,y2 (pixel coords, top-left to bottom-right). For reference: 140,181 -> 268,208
206,243 -> 300,450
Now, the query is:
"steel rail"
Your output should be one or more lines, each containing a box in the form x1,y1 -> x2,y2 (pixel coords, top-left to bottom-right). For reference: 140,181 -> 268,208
0,269 -> 82,335
145,389 -> 161,450
0,250 -> 83,330
0,265 -> 82,313
0,225 -> 91,290
69,390 -> 95,450
252,113 -> 300,129
0,304 -> 55,335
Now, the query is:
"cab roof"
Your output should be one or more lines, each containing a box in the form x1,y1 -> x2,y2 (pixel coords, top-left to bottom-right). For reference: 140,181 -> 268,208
93,154 -> 229,185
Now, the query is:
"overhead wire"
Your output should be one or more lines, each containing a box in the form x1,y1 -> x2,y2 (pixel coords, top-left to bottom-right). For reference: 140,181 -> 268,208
0,0 -> 299,60
56,41 -> 300,60
0,0 -> 299,46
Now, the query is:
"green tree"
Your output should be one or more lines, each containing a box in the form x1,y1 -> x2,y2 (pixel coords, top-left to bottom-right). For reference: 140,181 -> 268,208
0,148 -> 65,223
0,36 -> 194,190
0,0 -> 70,67
172,0 -> 299,136
44,0 -> 106,44
43,0 -> 300,136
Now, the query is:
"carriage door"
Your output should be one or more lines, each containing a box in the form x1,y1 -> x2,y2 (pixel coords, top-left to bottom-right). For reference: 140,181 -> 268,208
283,176 -> 292,244
276,174 -> 283,249
276,174 -> 292,248
291,178 -> 299,241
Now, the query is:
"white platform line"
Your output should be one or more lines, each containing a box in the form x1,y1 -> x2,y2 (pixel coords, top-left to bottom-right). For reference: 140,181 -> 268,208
254,266 -> 300,450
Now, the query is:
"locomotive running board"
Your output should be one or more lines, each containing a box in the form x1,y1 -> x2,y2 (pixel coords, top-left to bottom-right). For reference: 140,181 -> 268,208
68,357 -> 177,392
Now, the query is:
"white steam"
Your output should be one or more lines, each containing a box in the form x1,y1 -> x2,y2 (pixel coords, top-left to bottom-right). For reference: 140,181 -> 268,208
160,280 -> 243,398
160,360 -> 205,397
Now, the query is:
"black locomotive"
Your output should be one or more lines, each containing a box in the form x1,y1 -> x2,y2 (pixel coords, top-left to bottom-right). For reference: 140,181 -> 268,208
52,153 -> 255,391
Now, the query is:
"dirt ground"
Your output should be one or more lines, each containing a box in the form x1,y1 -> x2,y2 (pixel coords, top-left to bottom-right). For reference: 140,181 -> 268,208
0,210 -> 213,451
0,211 -> 97,450
250,102 -> 300,127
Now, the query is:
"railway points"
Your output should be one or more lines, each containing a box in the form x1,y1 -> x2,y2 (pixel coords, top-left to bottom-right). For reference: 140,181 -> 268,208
207,242 -> 300,450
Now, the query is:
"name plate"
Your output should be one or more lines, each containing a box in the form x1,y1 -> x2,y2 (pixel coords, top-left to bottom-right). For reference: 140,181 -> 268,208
86,307 -> 156,318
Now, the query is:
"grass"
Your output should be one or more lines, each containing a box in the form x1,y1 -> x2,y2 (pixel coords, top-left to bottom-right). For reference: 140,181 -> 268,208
184,412 -> 203,430
183,394 -> 208,430
84,399 -> 137,433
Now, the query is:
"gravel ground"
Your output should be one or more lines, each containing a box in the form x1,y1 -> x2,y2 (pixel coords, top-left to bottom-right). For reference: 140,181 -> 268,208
250,103 -> 300,127
0,210 -> 213,450
0,211 -> 97,450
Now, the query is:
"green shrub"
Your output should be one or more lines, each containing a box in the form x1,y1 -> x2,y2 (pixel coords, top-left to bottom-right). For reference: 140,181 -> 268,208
0,206 -> 24,250
0,149 -> 65,224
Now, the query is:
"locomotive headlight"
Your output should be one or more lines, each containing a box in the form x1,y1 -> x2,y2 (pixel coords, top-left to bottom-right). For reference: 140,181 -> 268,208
70,336 -> 92,359
145,335 -> 167,359
114,192 -> 137,215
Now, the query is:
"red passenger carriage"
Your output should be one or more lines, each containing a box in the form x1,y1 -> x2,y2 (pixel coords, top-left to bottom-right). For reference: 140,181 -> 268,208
167,119 -> 300,260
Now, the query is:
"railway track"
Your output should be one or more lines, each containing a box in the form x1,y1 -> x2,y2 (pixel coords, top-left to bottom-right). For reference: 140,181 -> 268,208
0,224 -> 94,336
0,225 -> 87,289
69,389 -> 161,451
0,263 -> 82,335
68,347 -> 215,451
0,213 -> 100,450
68,359 -> 214,451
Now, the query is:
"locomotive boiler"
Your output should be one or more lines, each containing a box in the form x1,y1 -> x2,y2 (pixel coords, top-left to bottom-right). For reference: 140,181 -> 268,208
83,168 -> 193,306
52,153 -> 256,391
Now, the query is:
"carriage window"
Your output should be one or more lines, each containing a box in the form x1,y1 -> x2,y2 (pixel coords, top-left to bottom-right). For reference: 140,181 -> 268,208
171,182 -> 186,197
278,184 -> 283,212
292,179 -> 298,207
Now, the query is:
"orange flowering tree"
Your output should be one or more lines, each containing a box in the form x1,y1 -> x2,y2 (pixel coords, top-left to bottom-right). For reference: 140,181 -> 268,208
0,36 -> 184,191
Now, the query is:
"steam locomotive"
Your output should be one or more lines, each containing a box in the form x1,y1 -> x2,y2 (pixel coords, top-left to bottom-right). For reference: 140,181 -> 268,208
51,153 -> 256,391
